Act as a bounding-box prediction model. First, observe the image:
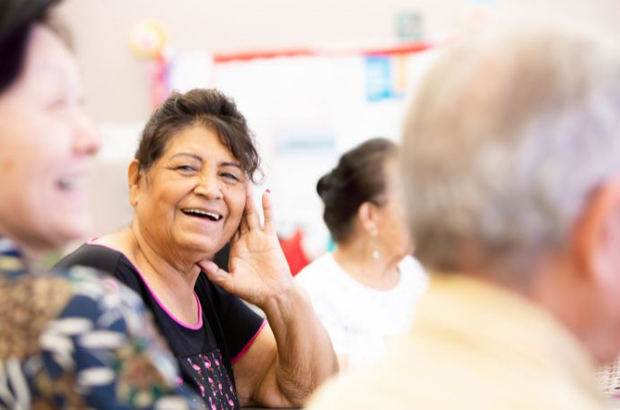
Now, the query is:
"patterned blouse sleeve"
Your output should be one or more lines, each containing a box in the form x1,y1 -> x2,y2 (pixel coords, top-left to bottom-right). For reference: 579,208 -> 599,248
599,356 -> 620,401
38,269 -> 205,409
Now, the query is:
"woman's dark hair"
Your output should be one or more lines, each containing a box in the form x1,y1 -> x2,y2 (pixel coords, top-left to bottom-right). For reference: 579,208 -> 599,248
135,88 -> 261,181
0,0 -> 64,93
317,137 -> 397,243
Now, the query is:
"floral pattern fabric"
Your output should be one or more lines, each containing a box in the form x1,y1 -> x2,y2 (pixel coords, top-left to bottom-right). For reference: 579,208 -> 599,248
0,237 -> 204,409
183,351 -> 237,409
599,357 -> 620,401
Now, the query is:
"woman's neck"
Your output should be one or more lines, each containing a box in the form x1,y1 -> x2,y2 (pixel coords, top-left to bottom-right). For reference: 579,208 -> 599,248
131,224 -> 200,289
333,240 -> 402,291
95,225 -> 201,325
0,228 -> 52,265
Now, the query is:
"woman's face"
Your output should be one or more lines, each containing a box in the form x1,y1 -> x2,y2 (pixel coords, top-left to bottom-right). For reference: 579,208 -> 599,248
375,158 -> 414,261
0,25 -> 99,254
131,124 -> 247,261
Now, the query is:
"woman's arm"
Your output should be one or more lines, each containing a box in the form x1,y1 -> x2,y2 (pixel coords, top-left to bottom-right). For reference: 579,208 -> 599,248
233,284 -> 337,407
199,187 -> 338,407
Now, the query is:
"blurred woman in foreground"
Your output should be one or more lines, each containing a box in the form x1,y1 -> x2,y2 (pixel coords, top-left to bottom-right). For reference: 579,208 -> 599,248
0,0 -> 200,407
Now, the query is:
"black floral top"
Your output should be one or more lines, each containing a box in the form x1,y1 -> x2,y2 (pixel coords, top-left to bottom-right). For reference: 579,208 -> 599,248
0,237 -> 204,409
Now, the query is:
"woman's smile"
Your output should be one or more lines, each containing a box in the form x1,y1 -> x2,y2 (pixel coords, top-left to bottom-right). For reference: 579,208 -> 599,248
180,207 -> 224,222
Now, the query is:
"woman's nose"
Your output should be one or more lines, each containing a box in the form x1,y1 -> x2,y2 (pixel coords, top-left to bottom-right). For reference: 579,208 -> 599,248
194,171 -> 223,200
72,110 -> 100,156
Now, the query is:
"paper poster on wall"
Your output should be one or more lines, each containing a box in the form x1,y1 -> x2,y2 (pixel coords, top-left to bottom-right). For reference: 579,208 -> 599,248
364,54 -> 408,102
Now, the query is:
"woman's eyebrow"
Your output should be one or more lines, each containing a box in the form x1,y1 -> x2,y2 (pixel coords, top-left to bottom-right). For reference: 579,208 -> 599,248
220,161 -> 242,169
169,153 -> 241,169
170,152 -> 202,162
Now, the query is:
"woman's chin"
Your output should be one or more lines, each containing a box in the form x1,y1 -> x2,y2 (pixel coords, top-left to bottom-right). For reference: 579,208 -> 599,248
173,241 -> 219,263
47,214 -> 93,248
176,233 -> 225,255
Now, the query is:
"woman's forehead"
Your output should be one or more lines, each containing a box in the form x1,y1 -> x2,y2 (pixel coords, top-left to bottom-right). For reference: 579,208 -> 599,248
164,125 -> 238,162
20,25 -> 79,91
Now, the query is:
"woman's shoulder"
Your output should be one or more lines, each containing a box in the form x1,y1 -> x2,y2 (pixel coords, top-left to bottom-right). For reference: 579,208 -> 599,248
398,255 -> 426,278
51,265 -> 146,314
394,255 -> 428,294
5,266 -> 147,336
55,242 -> 136,277
295,253 -> 355,301
1,267 -> 198,408
295,253 -> 340,285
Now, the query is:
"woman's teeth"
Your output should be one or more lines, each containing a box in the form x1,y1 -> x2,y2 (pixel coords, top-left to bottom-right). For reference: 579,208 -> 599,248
182,209 -> 223,221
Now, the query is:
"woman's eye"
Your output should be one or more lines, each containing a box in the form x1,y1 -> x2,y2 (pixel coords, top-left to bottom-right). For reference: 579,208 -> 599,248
221,172 -> 240,182
47,98 -> 69,111
176,165 -> 196,172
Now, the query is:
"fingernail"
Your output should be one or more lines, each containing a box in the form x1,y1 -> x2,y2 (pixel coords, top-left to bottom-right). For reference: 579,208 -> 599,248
266,188 -> 271,194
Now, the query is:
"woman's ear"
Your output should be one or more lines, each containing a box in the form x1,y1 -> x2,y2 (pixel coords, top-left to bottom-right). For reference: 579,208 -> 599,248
357,201 -> 379,236
573,176 -> 620,286
128,160 -> 142,207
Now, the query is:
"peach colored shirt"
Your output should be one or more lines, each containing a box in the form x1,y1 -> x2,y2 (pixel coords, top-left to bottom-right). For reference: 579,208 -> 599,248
308,275 -> 607,410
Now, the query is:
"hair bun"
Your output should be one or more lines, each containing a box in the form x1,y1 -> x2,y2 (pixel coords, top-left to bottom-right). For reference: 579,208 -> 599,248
316,138 -> 396,243
316,171 -> 336,201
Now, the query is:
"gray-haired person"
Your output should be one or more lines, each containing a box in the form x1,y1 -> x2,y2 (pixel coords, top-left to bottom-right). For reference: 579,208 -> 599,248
308,23 -> 620,409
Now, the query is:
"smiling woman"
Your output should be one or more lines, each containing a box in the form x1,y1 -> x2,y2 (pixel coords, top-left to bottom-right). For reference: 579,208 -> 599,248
56,88 -> 338,408
0,0 -> 205,407
0,12 -> 98,257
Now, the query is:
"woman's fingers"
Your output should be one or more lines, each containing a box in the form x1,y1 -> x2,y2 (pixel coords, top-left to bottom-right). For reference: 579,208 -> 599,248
262,189 -> 274,233
231,229 -> 241,243
238,185 -> 252,234
243,184 -> 260,231
239,212 -> 250,235
199,259 -> 235,293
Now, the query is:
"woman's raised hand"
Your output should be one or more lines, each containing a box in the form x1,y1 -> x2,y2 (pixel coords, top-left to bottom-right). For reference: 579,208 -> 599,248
198,186 -> 293,307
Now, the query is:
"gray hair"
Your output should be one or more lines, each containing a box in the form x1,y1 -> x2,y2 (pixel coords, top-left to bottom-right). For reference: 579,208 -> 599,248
401,24 -> 620,279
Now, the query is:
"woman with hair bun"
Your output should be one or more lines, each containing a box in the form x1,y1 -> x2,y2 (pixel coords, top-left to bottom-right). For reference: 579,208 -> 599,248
295,137 -> 427,370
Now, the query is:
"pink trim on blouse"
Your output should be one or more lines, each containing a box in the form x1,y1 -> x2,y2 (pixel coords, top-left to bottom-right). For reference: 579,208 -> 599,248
87,239 -> 203,330
101,277 -> 120,291
231,320 -> 267,364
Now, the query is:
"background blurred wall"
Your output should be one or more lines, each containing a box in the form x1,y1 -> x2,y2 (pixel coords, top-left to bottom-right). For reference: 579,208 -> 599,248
57,0 -> 620,123
53,0 -> 620,253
